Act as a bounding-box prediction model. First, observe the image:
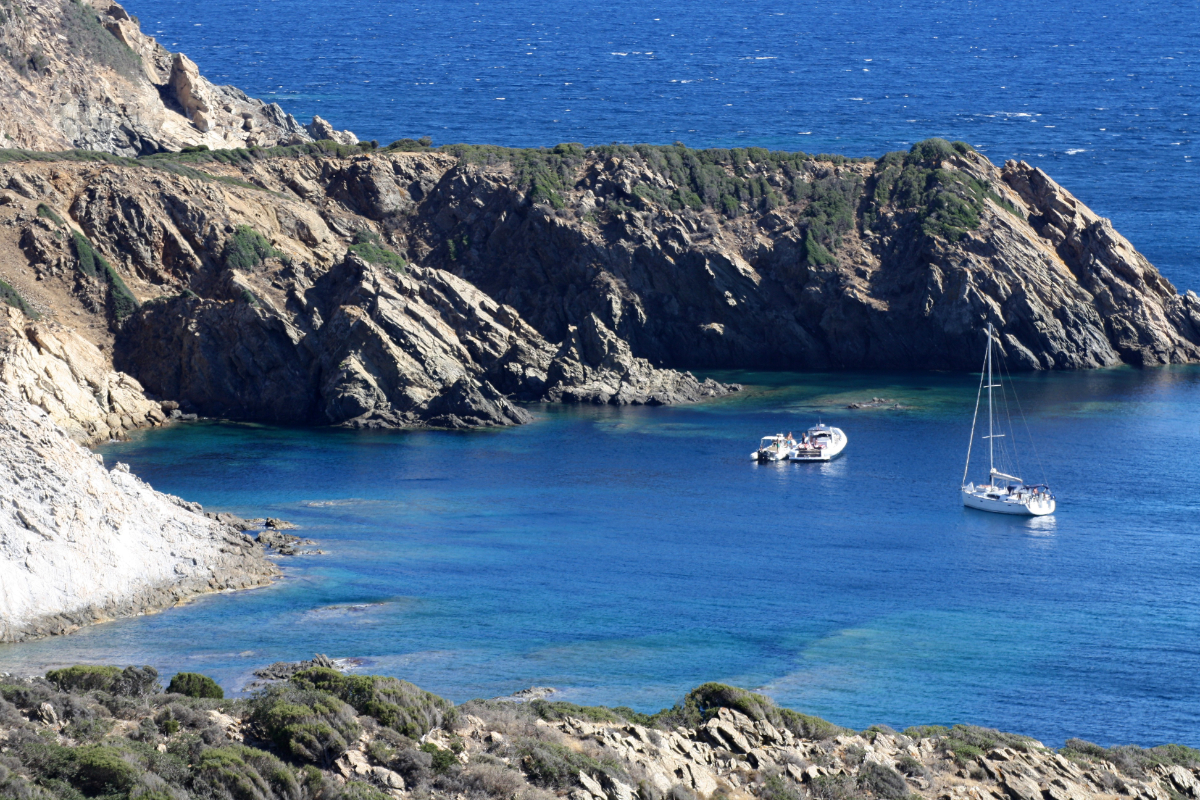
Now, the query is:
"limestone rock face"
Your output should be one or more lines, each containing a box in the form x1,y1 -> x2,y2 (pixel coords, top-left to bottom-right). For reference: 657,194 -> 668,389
0,382 -> 277,642
0,308 -> 165,445
0,0 -> 318,154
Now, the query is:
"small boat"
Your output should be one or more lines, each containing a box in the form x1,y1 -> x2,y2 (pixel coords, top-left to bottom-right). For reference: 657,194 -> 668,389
788,423 -> 848,462
752,434 -> 794,463
961,323 -> 1056,516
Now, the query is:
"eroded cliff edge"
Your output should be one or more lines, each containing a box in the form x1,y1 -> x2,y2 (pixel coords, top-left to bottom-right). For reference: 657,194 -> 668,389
0,0 -> 354,154
0,382 -> 277,643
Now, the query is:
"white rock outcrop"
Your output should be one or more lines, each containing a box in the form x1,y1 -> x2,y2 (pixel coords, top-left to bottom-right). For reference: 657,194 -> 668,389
0,383 -> 277,642
0,308 -> 166,445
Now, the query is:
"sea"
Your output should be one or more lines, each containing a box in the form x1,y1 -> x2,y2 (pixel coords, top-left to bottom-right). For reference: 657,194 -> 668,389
5,369 -> 1200,748
3,0 -> 1200,749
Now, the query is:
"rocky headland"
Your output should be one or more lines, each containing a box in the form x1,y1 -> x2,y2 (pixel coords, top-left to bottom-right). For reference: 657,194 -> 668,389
0,2 -> 1196,439
1,669 -> 1197,800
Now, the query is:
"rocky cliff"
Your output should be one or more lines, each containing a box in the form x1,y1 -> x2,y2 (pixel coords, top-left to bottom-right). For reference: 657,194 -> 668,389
0,381 -> 277,643
1,673 -> 1198,800
392,141 -> 1200,371
0,149 -> 735,431
0,0 -> 354,155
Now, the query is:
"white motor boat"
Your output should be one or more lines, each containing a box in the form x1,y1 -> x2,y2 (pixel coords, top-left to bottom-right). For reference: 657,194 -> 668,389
961,323 -> 1056,516
788,423 -> 847,462
752,434 -> 794,463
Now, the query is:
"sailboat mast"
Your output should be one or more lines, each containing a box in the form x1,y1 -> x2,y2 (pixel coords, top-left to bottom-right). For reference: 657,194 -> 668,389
987,323 -> 994,479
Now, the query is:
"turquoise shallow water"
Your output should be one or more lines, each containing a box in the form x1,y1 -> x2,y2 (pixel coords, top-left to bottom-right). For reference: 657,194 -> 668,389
3,368 -> 1200,747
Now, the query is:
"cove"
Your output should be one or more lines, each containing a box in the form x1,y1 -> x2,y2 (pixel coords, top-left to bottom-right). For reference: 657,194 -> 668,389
2,368 -> 1199,748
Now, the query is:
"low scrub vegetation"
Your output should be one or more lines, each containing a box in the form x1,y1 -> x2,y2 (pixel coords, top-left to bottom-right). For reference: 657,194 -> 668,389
70,230 -> 140,321
290,668 -> 455,737
35,203 -> 64,226
869,138 -> 1021,242
224,224 -> 287,272
250,684 -> 361,766
650,682 -> 848,740
60,0 -> 143,80
0,276 -> 38,319
7,665 -> 1193,800
1061,738 -> 1200,778
347,230 -> 407,273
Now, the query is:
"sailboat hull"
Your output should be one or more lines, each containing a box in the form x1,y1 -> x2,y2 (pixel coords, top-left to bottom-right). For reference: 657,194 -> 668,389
961,489 -> 1056,516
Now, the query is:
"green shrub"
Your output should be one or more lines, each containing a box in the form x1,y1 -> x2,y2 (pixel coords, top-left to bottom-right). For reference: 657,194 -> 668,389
289,668 -> 455,738
70,230 -> 101,279
902,725 -> 949,739
193,744 -> 299,800
385,137 -> 434,152
223,225 -> 284,272
46,666 -> 122,694
0,277 -> 39,319
529,699 -> 651,726
332,781 -> 393,800
1061,739 -> 1200,778
513,738 -> 622,790
648,683 -> 846,740
801,229 -> 836,266
75,745 -> 140,795
166,673 -> 224,700
348,230 -> 407,273
870,138 -> 1019,241
759,773 -> 804,800
895,754 -> 930,781
808,773 -> 857,800
419,742 -> 458,775
66,716 -> 114,742
250,685 -> 359,766
857,761 -> 908,800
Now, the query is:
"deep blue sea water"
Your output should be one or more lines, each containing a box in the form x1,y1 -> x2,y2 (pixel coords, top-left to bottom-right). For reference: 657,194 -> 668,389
3,369 -> 1200,748
119,0 -> 1199,290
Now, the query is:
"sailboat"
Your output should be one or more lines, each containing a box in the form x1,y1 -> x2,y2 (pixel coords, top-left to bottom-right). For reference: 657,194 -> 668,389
961,323 -> 1056,516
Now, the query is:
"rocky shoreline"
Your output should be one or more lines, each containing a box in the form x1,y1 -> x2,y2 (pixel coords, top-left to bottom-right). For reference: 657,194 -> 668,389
0,381 -> 278,643
0,668 -> 1197,800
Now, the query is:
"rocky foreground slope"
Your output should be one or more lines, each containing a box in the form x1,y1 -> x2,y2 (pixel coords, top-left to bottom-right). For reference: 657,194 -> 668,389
1,671 -> 1198,800
0,381 -> 277,642
0,0 -> 356,154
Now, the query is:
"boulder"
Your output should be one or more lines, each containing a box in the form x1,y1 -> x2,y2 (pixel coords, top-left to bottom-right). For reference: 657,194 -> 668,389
169,53 -> 210,122
307,115 -> 358,146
